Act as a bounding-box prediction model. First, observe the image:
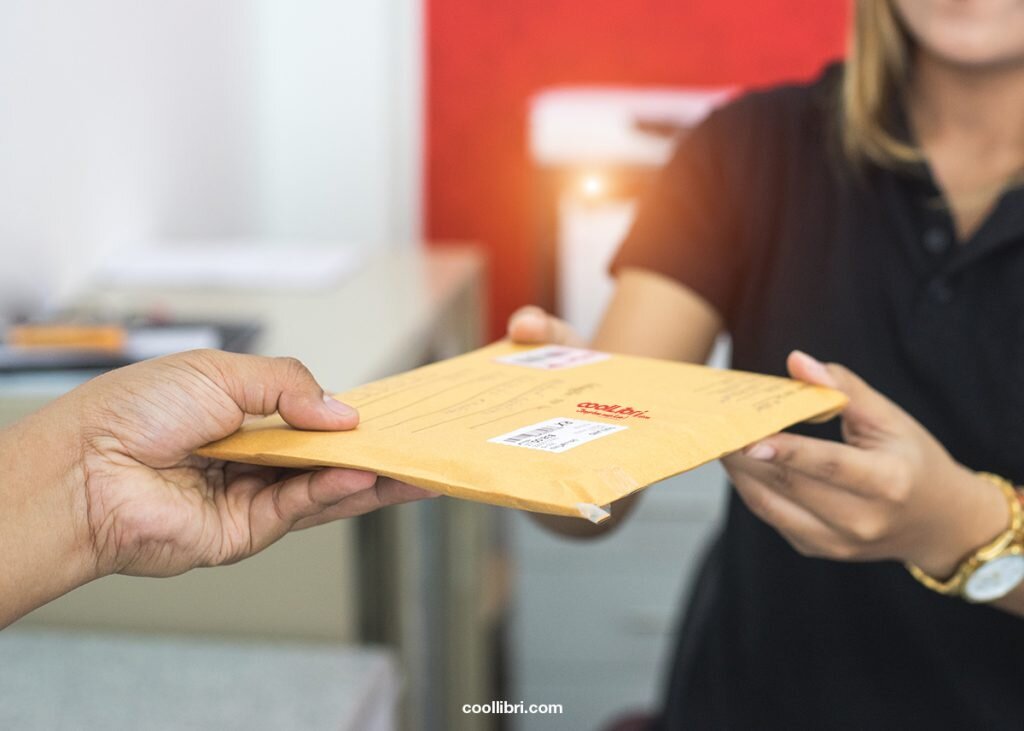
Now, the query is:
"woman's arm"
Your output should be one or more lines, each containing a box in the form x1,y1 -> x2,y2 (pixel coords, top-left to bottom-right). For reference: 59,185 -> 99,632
726,351 -> 1024,618
508,267 -> 723,538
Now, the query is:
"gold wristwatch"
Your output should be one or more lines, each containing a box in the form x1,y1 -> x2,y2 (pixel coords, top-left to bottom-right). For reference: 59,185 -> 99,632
906,473 -> 1024,603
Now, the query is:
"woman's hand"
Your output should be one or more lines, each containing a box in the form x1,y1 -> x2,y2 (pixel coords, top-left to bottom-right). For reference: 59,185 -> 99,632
507,305 -> 585,347
724,351 -> 1008,579
506,305 -> 647,537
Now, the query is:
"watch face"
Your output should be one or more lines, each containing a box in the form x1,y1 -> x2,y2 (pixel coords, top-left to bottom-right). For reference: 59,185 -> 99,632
964,555 -> 1024,603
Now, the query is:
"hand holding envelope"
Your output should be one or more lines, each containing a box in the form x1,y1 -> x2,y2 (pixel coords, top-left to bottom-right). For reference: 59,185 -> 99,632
199,342 -> 847,522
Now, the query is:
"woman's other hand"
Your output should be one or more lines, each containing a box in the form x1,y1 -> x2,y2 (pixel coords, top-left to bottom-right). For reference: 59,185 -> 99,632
507,305 -> 585,347
724,351 -> 1009,579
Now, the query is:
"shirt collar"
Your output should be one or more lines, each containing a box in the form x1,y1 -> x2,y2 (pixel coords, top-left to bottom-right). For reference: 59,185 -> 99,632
875,89 -> 1024,269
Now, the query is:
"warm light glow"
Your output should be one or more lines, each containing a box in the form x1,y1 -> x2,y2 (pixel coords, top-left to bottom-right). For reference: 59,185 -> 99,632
579,173 -> 606,199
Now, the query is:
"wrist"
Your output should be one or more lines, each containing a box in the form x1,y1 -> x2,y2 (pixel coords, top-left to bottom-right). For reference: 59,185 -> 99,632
54,391 -> 106,583
906,466 -> 1010,580
0,397 -> 101,626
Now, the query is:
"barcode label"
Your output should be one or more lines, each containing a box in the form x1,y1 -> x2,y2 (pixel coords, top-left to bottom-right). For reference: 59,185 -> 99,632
496,345 -> 610,370
489,417 -> 626,453
502,423 -> 564,444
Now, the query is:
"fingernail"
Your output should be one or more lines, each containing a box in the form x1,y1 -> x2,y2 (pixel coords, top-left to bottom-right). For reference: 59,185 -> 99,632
745,443 -> 776,461
792,350 -> 835,386
323,394 -> 358,419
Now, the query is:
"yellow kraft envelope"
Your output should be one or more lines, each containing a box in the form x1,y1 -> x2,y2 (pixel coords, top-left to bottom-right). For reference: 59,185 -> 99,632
198,342 -> 847,522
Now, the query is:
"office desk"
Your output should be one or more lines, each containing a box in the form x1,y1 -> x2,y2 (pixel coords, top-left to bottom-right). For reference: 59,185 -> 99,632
0,629 -> 398,731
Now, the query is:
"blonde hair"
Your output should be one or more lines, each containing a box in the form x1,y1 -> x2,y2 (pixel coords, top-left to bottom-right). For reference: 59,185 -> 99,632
841,0 -> 920,167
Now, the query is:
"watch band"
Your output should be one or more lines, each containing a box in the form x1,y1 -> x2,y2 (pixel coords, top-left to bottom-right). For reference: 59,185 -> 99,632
905,472 -> 1023,597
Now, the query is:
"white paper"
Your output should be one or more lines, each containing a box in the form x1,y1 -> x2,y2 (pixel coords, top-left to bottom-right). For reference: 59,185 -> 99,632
495,345 -> 610,371
488,417 -> 627,453
95,242 -> 362,291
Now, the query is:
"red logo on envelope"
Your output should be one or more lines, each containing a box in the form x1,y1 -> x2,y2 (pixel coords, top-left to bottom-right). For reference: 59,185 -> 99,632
576,402 -> 651,420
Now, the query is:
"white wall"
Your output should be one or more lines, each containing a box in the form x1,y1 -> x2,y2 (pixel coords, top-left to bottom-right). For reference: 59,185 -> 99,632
0,0 -> 421,318
254,0 -> 422,244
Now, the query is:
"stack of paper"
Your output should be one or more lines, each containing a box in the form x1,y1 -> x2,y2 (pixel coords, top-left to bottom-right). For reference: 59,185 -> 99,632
95,243 -> 361,291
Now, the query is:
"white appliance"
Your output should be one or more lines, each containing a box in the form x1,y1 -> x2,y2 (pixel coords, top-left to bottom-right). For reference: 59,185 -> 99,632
529,86 -> 733,339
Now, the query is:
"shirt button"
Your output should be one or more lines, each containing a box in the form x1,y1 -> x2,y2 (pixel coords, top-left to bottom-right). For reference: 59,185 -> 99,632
922,227 -> 951,254
927,278 -> 953,303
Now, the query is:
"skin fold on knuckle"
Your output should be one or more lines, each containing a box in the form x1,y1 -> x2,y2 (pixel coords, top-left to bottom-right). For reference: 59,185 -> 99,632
768,437 -> 798,465
377,478 -> 431,507
816,457 -> 843,483
774,437 -> 843,483
322,470 -> 376,503
843,512 -> 890,546
282,357 -> 324,406
377,479 -> 410,507
179,350 -> 246,413
276,355 -> 312,382
766,465 -> 794,492
304,470 -> 359,512
269,480 -> 295,526
182,349 -> 234,388
878,458 -> 913,505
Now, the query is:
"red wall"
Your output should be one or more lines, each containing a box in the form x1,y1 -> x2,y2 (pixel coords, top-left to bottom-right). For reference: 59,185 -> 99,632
426,1 -> 849,338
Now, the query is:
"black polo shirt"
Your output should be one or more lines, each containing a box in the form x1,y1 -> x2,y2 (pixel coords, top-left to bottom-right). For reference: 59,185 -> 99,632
612,63 -> 1024,730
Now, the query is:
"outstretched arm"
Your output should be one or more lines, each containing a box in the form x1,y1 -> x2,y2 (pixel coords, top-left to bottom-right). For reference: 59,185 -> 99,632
0,349 -> 434,628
